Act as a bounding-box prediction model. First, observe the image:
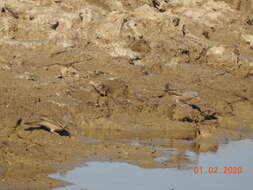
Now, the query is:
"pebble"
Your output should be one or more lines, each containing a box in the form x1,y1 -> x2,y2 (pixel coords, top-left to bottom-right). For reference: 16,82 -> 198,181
242,34 -> 253,48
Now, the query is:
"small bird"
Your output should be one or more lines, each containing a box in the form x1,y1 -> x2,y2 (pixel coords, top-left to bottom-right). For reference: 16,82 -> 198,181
17,117 -> 71,137
172,90 -> 200,105
89,81 -> 111,97
164,83 -> 200,105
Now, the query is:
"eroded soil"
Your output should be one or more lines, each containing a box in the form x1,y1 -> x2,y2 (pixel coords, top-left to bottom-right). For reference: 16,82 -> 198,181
0,0 -> 253,189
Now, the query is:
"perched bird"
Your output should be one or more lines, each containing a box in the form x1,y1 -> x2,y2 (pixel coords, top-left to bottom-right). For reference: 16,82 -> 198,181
164,83 -> 200,105
172,90 -> 200,105
89,81 -> 111,97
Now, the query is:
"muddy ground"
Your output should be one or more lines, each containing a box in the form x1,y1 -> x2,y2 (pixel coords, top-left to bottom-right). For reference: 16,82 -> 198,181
0,0 -> 253,189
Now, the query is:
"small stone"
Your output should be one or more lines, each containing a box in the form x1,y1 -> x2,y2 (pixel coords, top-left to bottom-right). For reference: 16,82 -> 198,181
172,17 -> 180,27
206,45 -> 238,66
0,64 -> 11,71
17,72 -> 37,81
59,67 -> 78,78
165,58 -> 179,69
246,18 -> 253,25
202,31 -> 209,39
207,46 -> 225,56
90,79 -> 128,98
242,34 -> 253,48
182,90 -> 199,99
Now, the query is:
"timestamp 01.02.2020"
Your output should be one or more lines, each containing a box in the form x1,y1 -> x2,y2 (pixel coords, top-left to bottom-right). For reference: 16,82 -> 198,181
193,166 -> 243,175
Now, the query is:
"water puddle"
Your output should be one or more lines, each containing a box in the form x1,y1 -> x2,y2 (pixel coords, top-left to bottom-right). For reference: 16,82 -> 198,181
50,139 -> 253,190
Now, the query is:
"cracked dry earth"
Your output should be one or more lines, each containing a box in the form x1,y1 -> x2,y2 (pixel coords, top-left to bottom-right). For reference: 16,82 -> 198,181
0,0 -> 253,189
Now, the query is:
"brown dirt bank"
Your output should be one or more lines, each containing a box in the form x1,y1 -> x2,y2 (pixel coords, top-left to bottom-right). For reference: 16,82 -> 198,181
0,0 -> 253,189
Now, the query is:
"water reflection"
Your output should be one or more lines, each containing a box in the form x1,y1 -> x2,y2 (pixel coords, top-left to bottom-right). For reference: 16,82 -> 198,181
80,128 -> 222,169
50,139 -> 253,190
51,128 -> 253,190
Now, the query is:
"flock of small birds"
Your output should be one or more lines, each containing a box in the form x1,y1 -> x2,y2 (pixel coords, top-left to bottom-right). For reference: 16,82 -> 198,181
12,82 -> 198,138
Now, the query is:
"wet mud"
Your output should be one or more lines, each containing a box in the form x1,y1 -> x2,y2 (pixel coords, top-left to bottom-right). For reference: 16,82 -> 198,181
0,0 -> 253,189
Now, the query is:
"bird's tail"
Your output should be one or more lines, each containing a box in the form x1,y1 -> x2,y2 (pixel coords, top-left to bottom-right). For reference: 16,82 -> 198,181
15,118 -> 23,127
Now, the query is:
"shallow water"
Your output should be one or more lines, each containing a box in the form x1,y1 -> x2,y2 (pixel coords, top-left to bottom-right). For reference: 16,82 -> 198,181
50,139 -> 253,190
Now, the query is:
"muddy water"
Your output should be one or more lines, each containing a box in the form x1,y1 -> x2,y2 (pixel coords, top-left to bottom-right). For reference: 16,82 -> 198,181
50,139 -> 253,190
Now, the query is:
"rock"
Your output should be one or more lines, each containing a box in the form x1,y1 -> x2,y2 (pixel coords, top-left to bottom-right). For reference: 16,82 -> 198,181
0,1 -> 4,10
174,0 -> 233,27
128,39 -> 151,54
242,34 -> 253,48
59,67 -> 78,78
96,12 -> 126,40
17,72 -> 37,81
206,46 -> 237,65
172,105 -> 204,123
246,18 -> 253,25
40,0 -> 54,6
165,58 -> 179,69
102,42 -> 140,59
172,17 -> 180,27
150,63 -> 163,74
181,90 -> 199,99
90,79 -> 128,98
207,46 -> 225,56
151,0 -> 168,12
0,64 -> 11,71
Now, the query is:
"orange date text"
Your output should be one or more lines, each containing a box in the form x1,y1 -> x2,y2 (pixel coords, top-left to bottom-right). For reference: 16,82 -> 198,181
193,166 -> 243,174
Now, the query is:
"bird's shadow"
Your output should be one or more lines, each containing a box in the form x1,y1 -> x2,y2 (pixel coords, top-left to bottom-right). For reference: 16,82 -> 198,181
25,126 -> 50,132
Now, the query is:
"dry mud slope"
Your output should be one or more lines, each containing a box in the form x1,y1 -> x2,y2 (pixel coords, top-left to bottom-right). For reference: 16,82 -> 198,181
0,0 -> 253,189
